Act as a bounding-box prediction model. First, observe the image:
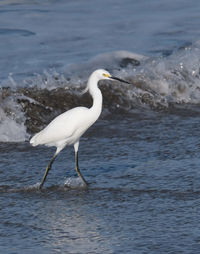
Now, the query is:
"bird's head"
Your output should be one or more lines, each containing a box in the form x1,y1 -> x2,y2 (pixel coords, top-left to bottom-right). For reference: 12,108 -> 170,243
82,69 -> 130,94
94,69 -> 130,84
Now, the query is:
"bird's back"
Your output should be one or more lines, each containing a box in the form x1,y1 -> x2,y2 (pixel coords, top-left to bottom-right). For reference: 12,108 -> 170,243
30,106 -> 96,148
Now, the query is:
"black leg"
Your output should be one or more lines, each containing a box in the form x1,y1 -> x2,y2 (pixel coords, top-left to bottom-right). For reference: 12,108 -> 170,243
75,151 -> 88,186
39,153 -> 57,189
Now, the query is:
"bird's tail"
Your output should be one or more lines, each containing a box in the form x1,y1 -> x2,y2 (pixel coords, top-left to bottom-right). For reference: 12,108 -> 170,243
30,133 -> 40,146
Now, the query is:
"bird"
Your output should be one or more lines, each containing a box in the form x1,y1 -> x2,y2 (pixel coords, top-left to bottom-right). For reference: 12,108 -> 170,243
30,69 -> 130,189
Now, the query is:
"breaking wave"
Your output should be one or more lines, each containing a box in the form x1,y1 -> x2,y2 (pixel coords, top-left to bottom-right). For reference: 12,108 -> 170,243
1,43 -> 200,142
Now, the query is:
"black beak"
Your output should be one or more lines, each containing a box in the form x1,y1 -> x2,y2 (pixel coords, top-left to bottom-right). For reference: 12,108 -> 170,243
110,76 -> 130,84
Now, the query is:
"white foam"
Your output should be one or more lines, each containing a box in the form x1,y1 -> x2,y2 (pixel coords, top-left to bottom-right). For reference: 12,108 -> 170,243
62,46 -> 200,105
23,182 -> 41,191
23,69 -> 70,90
64,177 -> 88,189
1,45 -> 200,143
0,94 -> 28,142
121,43 -> 200,105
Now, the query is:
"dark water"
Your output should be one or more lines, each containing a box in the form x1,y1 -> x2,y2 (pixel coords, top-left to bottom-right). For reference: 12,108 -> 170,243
1,114 -> 200,253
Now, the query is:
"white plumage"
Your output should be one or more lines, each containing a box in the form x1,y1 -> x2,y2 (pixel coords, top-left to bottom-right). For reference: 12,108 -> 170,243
30,69 -> 129,189
31,107 -> 95,150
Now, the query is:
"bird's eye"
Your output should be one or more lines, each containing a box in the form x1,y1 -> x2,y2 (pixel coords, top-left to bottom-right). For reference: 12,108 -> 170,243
103,73 -> 110,78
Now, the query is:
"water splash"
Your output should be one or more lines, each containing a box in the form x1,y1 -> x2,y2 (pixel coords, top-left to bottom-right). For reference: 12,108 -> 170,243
64,177 -> 88,189
1,45 -> 200,142
121,42 -> 200,105
0,89 -> 28,142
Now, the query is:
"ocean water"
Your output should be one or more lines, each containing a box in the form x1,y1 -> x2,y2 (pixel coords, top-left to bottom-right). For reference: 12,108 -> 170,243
1,0 -> 200,253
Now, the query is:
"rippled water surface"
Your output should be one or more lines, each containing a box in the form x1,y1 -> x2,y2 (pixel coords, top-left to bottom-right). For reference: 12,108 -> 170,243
1,115 -> 200,253
1,0 -> 200,253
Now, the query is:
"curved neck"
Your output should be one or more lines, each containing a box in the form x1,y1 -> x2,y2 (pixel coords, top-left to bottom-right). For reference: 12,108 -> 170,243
88,76 -> 103,117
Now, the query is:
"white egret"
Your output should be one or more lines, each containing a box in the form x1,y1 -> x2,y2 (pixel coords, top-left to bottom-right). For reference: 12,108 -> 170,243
30,69 -> 130,189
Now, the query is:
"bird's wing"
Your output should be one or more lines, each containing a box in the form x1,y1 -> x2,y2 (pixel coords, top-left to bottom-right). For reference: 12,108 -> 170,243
30,107 -> 89,146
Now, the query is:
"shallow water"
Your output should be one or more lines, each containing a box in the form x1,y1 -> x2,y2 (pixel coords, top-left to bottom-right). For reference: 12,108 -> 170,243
1,115 -> 200,253
1,0 -> 200,253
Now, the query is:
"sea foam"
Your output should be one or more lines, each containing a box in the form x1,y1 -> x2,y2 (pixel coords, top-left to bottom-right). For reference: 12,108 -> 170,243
1,45 -> 200,142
